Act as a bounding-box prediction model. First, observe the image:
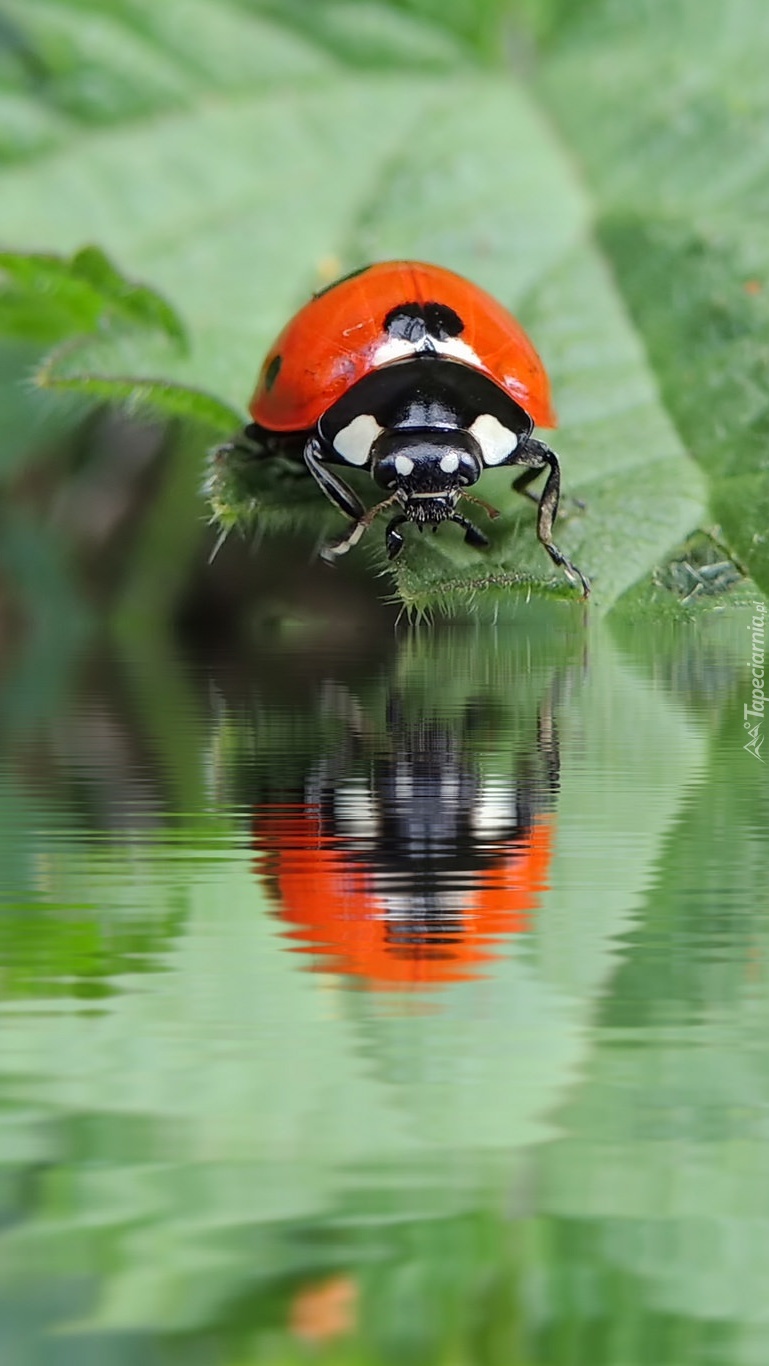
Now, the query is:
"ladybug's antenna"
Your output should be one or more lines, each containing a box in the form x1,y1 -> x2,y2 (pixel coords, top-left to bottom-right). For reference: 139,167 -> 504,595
461,491 -> 500,521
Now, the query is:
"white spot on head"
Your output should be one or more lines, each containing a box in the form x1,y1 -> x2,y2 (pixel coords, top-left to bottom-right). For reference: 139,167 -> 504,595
440,451 -> 460,474
333,413 -> 382,466
469,413 -> 518,466
395,454 -> 414,476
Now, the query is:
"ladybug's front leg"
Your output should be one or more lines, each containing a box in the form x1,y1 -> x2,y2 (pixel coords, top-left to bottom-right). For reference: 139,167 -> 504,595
320,493 -> 402,562
512,438 -> 590,599
304,436 -> 384,562
303,436 -> 366,522
304,437 -> 405,562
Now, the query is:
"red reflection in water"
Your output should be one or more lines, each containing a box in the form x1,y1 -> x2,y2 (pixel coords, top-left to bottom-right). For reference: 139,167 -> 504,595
255,805 -> 553,990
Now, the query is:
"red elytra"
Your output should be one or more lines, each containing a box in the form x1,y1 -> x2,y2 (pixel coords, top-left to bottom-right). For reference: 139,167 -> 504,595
249,260 -> 557,433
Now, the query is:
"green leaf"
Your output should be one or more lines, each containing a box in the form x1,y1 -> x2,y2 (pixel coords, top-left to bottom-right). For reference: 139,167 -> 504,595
0,245 -> 186,342
249,0 -> 470,68
540,0 -> 769,597
0,246 -> 232,428
0,93 -> 69,161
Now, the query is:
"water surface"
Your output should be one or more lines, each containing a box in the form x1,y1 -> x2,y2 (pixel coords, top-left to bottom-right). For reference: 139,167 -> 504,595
0,602 -> 766,1365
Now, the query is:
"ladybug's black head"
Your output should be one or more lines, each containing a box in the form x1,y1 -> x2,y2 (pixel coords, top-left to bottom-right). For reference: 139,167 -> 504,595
370,428 -> 482,524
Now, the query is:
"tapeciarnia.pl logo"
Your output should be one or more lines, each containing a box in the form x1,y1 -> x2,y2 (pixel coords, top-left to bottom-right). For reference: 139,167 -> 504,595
744,600 -> 767,762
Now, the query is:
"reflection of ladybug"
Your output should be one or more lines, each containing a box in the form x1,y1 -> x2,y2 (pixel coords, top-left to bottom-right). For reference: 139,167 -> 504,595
253,713 -> 558,989
222,261 -> 588,595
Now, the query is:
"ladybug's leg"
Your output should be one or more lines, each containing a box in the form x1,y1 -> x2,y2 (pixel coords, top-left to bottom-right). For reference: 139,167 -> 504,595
305,434 -> 400,561
303,436 -> 366,522
512,438 -> 590,599
385,515 -> 408,560
321,493 -> 401,562
511,465 -> 544,505
449,513 -> 489,549
512,452 -> 585,514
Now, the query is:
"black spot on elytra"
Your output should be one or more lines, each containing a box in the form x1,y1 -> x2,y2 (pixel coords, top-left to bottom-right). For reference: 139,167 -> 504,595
263,354 -> 282,390
312,264 -> 372,300
384,301 -> 465,344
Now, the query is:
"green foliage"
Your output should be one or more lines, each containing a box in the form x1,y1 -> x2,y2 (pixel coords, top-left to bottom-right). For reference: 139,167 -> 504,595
0,0 -> 766,614
0,245 -> 185,343
540,0 -> 769,598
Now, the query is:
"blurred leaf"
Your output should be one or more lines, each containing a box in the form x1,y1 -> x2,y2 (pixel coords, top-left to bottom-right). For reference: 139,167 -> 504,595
312,0 -> 512,58
249,0 -> 470,67
541,0 -> 769,596
0,246 -> 186,343
1,0 -> 334,123
0,92 -> 69,160
0,338 -> 91,478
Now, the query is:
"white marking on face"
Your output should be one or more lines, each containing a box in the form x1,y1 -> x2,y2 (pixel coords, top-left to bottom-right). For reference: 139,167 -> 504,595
395,454 -> 414,477
470,413 -> 518,466
333,413 -> 382,466
440,451 -> 460,474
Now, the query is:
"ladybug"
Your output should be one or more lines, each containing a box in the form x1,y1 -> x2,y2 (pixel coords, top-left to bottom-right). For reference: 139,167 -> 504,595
230,260 -> 590,597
